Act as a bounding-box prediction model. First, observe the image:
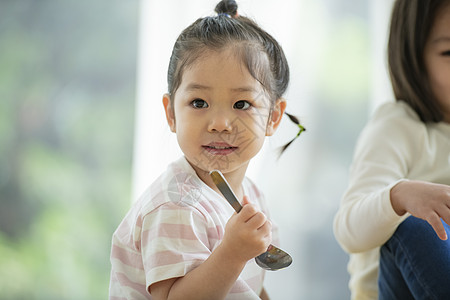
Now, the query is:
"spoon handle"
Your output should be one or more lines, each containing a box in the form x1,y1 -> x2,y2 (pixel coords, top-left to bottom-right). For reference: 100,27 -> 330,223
209,170 -> 243,213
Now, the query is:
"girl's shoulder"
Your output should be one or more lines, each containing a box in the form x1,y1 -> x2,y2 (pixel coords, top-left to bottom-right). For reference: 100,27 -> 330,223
133,157 -> 206,215
371,101 -> 421,126
353,101 -> 428,163
363,100 -> 425,140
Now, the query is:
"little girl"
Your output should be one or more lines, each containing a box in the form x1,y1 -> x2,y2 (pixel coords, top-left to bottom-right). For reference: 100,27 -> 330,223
334,0 -> 450,299
109,1 -> 300,299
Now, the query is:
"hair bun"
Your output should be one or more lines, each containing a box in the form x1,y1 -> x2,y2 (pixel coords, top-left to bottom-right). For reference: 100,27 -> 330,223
215,0 -> 238,17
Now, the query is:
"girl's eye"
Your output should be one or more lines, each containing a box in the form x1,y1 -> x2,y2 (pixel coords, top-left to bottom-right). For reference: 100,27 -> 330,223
442,50 -> 450,56
233,100 -> 251,110
191,99 -> 208,109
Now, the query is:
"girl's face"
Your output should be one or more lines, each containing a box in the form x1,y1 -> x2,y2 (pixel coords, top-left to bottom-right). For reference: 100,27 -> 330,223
163,48 -> 285,181
424,2 -> 450,123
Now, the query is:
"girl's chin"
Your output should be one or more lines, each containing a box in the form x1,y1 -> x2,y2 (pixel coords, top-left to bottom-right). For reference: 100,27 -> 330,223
184,151 -> 251,173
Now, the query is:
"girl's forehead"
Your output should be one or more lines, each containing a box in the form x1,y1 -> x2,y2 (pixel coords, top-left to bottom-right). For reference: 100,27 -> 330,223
434,2 -> 450,29
175,45 -> 274,103
427,4 -> 450,46
183,49 -> 259,87
177,51 -> 271,104
190,47 -> 244,67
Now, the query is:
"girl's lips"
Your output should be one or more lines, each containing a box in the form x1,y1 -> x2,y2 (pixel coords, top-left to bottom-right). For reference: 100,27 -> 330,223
202,143 -> 238,155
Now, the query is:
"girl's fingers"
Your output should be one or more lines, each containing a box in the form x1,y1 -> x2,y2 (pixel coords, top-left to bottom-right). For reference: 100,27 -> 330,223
427,213 -> 448,240
239,196 -> 270,230
239,196 -> 263,223
247,211 -> 267,228
440,208 -> 450,229
239,202 -> 258,221
241,195 -> 250,206
258,220 -> 272,237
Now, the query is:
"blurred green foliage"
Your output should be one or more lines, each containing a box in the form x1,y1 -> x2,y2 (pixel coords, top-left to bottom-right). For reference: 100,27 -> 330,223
0,0 -> 138,298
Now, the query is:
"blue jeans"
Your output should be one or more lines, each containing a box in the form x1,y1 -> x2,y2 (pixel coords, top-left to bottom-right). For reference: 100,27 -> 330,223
378,216 -> 450,300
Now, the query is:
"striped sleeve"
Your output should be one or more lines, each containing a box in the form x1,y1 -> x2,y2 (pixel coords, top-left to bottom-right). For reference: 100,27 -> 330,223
141,201 -> 213,292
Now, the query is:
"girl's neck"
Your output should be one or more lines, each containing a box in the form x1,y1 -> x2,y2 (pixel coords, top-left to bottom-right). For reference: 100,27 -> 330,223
187,158 -> 248,200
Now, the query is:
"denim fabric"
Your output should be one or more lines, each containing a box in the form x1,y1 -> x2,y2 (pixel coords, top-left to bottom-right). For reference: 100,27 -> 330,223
378,216 -> 450,300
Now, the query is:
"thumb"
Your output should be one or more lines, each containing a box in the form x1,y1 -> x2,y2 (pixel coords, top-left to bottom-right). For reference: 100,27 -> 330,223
241,195 -> 250,206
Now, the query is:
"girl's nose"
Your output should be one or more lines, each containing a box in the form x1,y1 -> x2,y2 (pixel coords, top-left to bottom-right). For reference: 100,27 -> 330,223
207,112 -> 233,133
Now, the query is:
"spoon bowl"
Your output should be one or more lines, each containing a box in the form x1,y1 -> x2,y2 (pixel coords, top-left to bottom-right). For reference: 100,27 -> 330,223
255,245 -> 292,270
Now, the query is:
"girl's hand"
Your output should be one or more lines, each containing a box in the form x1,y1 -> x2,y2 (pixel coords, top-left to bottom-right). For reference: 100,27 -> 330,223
391,180 -> 450,240
221,196 -> 272,263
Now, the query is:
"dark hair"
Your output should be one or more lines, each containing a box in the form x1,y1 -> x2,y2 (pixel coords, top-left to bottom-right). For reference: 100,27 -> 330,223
167,0 -> 289,106
387,0 -> 448,122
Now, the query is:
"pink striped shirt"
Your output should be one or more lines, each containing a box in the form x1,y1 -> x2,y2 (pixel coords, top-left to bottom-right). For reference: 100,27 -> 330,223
109,157 -> 278,299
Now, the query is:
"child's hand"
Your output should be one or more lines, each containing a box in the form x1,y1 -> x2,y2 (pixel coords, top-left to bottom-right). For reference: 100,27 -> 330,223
391,180 -> 450,240
221,196 -> 272,263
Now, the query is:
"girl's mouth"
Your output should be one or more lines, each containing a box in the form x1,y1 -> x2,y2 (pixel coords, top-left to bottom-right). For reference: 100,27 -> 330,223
202,143 -> 237,155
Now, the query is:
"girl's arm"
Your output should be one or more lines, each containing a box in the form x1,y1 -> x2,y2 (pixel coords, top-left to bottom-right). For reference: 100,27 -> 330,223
334,105 -> 418,253
150,244 -> 246,300
150,197 -> 272,300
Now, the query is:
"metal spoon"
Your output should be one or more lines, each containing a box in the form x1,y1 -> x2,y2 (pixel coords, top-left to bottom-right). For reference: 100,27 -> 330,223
209,170 -> 293,271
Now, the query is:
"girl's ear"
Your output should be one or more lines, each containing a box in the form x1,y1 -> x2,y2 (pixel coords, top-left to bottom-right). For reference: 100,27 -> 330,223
266,98 -> 286,136
162,93 -> 176,132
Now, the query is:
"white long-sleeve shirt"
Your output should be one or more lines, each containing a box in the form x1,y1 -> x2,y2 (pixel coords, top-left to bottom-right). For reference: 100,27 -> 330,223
334,101 -> 450,300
